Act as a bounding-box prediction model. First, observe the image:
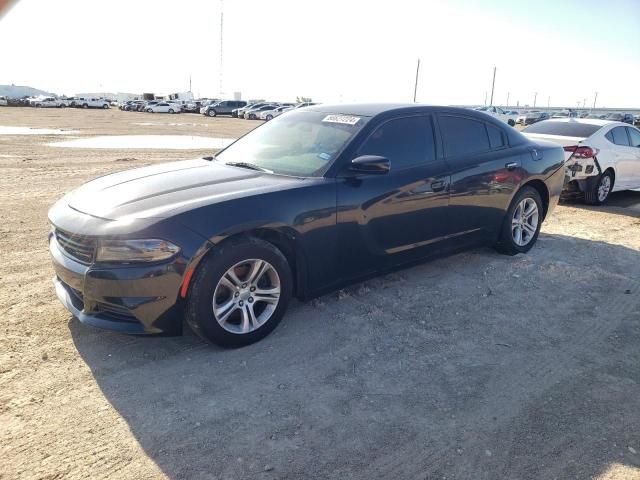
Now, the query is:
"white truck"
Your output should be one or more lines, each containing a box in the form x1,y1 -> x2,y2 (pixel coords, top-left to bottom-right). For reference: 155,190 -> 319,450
475,106 -> 518,126
75,97 -> 110,109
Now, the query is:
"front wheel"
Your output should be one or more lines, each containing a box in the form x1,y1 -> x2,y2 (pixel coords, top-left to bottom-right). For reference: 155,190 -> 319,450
60,104 -> 66,108
82,104 -> 88,109
186,237 -> 292,347
168,108 -> 174,114
266,114 -> 273,121
102,104 -> 109,109
584,171 -> 613,205
208,109 -> 217,117
495,186 -> 543,255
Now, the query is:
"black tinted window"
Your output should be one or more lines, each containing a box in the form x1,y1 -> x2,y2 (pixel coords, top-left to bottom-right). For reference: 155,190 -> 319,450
358,116 -> 435,169
439,115 -> 490,157
523,121 -> 601,137
608,127 -> 630,146
487,124 -> 505,149
626,127 -> 640,147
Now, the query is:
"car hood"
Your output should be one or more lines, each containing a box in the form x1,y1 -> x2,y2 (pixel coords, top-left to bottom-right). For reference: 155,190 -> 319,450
62,159 -> 307,220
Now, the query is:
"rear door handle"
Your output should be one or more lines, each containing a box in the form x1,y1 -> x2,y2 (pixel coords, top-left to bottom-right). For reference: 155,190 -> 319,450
505,162 -> 518,170
431,180 -> 446,192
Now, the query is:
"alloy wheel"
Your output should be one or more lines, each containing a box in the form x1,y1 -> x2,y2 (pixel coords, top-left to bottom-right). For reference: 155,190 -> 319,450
212,259 -> 281,334
598,175 -> 611,202
511,197 -> 539,246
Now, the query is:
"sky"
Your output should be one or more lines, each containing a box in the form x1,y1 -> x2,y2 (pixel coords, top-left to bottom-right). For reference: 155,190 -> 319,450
0,0 -> 639,107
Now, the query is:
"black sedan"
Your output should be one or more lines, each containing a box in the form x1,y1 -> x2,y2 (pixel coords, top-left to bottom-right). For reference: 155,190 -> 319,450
48,104 -> 565,347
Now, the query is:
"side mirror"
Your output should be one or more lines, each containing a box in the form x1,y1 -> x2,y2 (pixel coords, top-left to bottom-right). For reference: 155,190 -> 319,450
349,155 -> 390,175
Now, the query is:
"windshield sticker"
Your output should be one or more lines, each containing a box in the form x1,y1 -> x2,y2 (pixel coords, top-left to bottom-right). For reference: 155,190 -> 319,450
318,152 -> 331,161
322,114 -> 360,125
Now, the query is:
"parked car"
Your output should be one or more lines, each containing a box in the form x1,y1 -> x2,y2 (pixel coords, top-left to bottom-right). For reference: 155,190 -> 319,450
474,106 -> 518,126
244,104 -> 280,119
551,110 -> 578,119
635,115 -> 640,127
182,101 -> 203,113
202,100 -> 248,117
34,97 -> 67,108
138,101 -> 159,112
48,103 -> 564,347
523,119 -> 640,204
587,113 -> 607,120
76,97 -> 110,109
146,102 -> 180,113
258,105 -> 293,121
0,96 -> 8,106
234,102 -> 269,119
517,111 -> 550,125
604,112 -> 634,125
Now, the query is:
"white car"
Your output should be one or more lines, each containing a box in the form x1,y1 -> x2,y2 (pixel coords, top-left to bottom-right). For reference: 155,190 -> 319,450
146,102 -> 180,113
0,96 -> 8,106
475,106 -> 518,126
523,118 -> 640,204
76,97 -> 110,109
258,105 -> 293,120
34,97 -> 67,108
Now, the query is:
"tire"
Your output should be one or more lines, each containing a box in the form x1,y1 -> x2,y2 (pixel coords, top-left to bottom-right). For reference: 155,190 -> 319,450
186,237 -> 293,347
266,114 -> 273,121
584,170 -> 613,205
36,104 -> 42,108
102,104 -> 109,109
495,186 -> 543,256
207,109 -> 217,117
147,109 -> 153,113
60,104 -> 66,108
168,109 -> 174,114
82,104 -> 88,109
507,119 -> 515,126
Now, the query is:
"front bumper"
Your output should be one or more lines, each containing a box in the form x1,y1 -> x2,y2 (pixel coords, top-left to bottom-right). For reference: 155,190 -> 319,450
50,234 -> 186,335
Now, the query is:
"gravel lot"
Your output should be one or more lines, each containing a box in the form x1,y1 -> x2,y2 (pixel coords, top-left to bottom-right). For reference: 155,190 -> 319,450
1,107 -> 639,480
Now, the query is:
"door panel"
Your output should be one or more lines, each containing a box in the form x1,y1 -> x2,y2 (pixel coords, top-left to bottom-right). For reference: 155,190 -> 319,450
336,162 -> 451,278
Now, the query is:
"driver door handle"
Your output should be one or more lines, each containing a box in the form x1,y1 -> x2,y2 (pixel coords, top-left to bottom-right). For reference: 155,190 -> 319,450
505,162 -> 518,170
431,180 -> 446,192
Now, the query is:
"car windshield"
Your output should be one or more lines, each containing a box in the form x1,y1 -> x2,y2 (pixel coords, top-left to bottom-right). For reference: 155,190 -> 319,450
523,121 -> 602,137
215,110 -> 367,177
605,113 -> 623,120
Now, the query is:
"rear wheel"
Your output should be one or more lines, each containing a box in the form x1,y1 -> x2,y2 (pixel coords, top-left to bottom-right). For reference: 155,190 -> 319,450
507,119 -> 515,126
168,108 -> 174,114
82,103 -> 88,109
266,114 -> 273,121
102,104 -> 109,109
186,237 -> 293,347
495,186 -> 543,255
584,170 -> 613,205
60,104 -> 66,108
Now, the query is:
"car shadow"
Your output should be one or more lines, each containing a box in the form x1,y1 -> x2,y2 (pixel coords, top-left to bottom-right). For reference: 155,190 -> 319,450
69,233 -> 640,479
561,190 -> 640,219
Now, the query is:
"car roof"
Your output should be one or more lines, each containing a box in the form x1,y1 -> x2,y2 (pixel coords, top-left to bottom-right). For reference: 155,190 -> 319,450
306,103 -> 494,118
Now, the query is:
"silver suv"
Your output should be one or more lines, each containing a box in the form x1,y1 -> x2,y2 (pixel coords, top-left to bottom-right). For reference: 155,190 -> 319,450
202,100 -> 247,117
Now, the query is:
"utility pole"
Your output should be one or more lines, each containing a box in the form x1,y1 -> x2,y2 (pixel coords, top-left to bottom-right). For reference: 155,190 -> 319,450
506,92 -> 510,108
219,0 -> 224,97
413,59 -> 420,103
189,75 -> 192,93
484,91 -> 487,106
593,92 -> 598,109
547,96 -> 550,109
489,66 -> 496,106
533,92 -> 538,108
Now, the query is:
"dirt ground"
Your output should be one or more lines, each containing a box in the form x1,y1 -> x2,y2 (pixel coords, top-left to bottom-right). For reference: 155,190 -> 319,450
1,107 -> 639,480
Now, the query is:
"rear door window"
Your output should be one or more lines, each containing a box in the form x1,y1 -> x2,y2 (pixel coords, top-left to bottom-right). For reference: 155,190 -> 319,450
486,124 -> 506,149
607,127 -> 630,146
357,116 -> 436,170
627,128 -> 640,148
439,115 -> 491,158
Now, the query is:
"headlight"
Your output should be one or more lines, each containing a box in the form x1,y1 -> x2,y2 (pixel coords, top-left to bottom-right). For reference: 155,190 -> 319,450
96,239 -> 180,263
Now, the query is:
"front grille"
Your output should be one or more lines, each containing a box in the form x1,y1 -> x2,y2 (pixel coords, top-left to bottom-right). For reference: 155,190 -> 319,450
55,229 -> 96,264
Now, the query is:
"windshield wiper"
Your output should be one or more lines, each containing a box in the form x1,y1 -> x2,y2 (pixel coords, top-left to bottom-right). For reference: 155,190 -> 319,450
225,161 -> 273,174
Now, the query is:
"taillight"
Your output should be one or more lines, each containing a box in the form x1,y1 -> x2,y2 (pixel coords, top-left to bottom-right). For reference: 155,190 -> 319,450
563,145 -> 598,158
